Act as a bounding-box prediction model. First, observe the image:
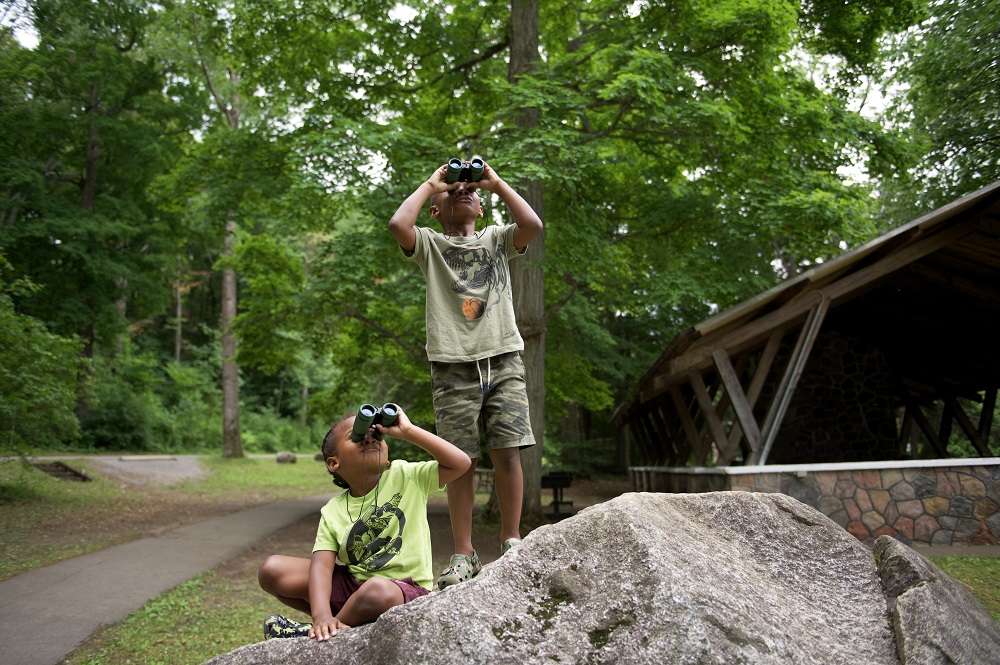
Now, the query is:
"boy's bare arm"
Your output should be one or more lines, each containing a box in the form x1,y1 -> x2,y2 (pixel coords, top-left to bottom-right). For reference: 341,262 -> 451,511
388,165 -> 451,254
308,551 -> 349,640
377,410 -> 471,486
478,164 -> 543,250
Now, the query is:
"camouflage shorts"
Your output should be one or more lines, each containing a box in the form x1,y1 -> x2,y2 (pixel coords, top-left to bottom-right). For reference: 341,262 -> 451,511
430,351 -> 536,459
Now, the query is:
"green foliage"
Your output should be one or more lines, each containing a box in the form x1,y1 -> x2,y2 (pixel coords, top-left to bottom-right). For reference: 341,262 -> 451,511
0,260 -> 82,452
232,232 -> 306,375
544,438 -> 619,480
80,352 -> 173,451
880,0 -> 1000,219
0,0 -> 190,350
240,409 -> 324,453
0,0 -> 949,463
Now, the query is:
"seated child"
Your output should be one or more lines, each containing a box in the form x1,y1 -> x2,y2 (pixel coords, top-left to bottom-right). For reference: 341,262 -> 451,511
257,405 -> 471,641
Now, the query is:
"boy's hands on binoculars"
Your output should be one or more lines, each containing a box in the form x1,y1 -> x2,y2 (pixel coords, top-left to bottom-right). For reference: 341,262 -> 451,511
428,162 -> 500,194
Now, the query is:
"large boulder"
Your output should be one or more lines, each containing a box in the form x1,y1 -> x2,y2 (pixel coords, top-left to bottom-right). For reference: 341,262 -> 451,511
875,535 -> 1000,663
205,492 -> 1000,665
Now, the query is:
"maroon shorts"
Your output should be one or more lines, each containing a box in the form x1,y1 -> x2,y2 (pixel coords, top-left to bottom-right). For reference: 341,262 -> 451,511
329,564 -> 429,614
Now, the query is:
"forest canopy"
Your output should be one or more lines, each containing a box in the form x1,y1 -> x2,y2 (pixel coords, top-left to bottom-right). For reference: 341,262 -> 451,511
1,0 -> 995,505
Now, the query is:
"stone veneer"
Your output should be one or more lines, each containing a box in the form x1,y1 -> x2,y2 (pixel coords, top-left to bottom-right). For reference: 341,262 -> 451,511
630,459 -> 1000,547
758,331 -> 900,464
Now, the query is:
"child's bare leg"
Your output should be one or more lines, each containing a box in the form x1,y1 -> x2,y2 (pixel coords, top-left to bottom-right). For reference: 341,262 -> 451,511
446,457 -> 479,556
489,447 -> 523,544
258,555 -> 312,614
336,577 -> 404,626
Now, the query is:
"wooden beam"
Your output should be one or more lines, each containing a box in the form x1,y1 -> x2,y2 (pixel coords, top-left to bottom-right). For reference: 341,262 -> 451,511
908,262 -> 1000,304
629,418 -> 654,466
980,387 -> 997,443
747,330 -> 783,406
937,406 -> 954,457
647,402 -> 674,466
719,331 -> 783,463
755,294 -> 830,465
944,394 -> 990,456
671,386 -> 702,465
897,409 -> 914,457
903,399 -> 947,457
689,370 -> 730,464
712,348 -> 763,461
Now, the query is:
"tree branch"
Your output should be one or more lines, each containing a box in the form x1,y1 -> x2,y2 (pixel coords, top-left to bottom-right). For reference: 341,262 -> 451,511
343,306 -> 425,359
190,12 -> 230,121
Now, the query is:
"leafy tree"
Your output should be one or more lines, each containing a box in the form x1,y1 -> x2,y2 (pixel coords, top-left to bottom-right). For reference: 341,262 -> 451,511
0,258 -> 81,452
285,1 -> 923,514
879,0 -> 999,218
0,0 -> 187,359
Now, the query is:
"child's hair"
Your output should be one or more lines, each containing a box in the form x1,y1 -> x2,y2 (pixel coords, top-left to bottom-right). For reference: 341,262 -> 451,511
322,413 -> 354,490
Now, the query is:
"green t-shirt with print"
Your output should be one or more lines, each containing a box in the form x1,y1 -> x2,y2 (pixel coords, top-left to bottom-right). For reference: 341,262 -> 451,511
313,459 -> 440,589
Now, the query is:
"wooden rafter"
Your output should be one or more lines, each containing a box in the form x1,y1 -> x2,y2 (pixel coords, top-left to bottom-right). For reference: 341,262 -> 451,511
754,294 -> 831,465
944,393 -> 991,456
689,370 -> 729,465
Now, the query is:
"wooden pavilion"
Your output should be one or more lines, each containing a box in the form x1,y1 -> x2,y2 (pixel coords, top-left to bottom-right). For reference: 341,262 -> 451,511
612,180 -> 1000,470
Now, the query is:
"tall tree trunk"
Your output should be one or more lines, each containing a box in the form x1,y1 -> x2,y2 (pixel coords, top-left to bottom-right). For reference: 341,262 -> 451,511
76,85 -> 102,417
509,0 -> 544,520
82,85 -> 100,211
221,211 -> 242,458
192,12 -> 246,458
174,274 -> 183,363
300,384 -> 309,427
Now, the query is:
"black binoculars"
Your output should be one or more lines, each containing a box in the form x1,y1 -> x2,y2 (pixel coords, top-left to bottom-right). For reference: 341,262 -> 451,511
350,403 -> 400,442
446,155 -> 485,184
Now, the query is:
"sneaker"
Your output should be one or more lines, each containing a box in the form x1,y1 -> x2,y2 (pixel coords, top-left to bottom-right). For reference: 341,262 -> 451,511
263,613 -> 312,640
501,538 -> 522,555
436,551 -> 482,589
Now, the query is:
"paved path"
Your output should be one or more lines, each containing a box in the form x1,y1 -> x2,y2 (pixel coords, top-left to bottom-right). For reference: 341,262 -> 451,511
0,494 -> 331,665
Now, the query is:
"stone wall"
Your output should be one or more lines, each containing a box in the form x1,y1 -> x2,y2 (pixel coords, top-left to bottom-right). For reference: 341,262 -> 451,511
757,331 -> 900,464
631,459 -> 1000,547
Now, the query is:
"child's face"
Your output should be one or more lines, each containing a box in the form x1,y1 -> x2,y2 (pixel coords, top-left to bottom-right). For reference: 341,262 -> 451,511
430,184 -> 483,225
326,415 -> 389,480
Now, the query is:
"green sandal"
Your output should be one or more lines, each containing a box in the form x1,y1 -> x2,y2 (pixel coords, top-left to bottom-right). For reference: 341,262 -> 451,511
436,551 -> 482,589
501,538 -> 522,555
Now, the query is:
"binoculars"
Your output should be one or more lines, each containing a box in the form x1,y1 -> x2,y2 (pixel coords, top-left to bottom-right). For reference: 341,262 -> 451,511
350,403 -> 400,442
446,155 -> 485,184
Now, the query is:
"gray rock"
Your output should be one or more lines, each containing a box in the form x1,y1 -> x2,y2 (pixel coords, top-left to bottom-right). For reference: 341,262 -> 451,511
275,452 -> 296,464
204,492 -> 996,665
874,536 -> 1000,664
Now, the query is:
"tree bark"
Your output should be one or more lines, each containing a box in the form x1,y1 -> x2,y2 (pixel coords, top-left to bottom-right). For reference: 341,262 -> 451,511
174,275 -> 182,363
221,211 -> 242,458
81,84 -> 100,212
192,12 -> 245,458
509,0 -> 544,520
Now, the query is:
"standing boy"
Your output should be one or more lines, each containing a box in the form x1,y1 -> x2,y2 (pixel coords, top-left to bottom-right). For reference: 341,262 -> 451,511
258,406 -> 470,640
387,159 -> 543,589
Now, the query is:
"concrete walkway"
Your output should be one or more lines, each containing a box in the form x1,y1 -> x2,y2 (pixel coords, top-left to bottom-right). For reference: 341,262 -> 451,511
0,494 -> 331,665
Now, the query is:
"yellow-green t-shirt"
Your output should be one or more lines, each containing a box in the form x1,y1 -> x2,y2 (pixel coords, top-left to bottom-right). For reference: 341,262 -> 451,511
313,460 -> 441,589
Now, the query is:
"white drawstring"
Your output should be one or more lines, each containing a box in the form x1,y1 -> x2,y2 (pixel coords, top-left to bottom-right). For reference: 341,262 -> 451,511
476,358 -> 492,393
